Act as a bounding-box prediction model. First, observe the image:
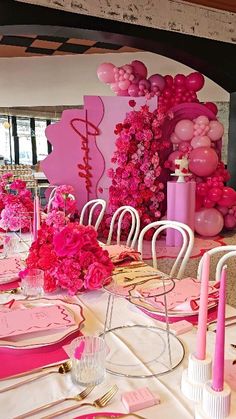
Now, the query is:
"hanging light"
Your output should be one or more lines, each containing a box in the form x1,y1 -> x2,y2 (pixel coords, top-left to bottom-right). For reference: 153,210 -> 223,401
3,121 -> 11,129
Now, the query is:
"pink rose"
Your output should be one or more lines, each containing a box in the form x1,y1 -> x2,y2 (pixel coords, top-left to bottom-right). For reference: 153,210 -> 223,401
84,262 -> 108,290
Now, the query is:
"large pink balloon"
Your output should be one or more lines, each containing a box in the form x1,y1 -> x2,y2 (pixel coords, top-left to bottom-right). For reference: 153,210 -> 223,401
174,119 -> 194,141
148,74 -> 166,92
185,72 -> 205,92
189,147 -> 218,177
208,120 -> 224,141
191,135 -> 211,149
195,208 -> 224,236
118,80 -> 130,91
131,60 -> 148,78
97,63 -> 115,83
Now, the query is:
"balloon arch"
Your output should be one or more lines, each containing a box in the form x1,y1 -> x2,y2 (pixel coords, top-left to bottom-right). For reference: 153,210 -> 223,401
97,60 -> 236,237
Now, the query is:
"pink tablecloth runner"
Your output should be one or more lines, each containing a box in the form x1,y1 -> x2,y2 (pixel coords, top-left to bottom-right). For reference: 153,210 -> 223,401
0,329 -> 82,379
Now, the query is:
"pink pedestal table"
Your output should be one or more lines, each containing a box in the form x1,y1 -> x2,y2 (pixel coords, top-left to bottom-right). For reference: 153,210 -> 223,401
166,180 -> 196,246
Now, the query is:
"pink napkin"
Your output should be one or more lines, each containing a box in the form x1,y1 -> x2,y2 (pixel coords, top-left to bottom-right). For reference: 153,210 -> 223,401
75,414 -> 124,418
0,279 -> 19,291
0,329 -> 82,379
103,244 -> 141,265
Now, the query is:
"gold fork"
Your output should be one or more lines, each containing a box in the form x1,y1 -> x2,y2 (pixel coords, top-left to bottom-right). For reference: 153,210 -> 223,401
0,361 -> 72,393
0,287 -> 21,294
14,385 -> 95,419
42,384 -> 119,419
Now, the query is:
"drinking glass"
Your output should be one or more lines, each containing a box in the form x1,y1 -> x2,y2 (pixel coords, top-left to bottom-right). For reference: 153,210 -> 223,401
70,336 -> 106,386
21,268 -> 44,297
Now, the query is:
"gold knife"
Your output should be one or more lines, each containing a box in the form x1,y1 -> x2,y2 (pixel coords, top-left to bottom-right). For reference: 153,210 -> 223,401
0,360 -> 67,381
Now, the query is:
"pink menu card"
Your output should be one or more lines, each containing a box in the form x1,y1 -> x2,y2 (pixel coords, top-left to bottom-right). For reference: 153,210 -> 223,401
0,305 -> 75,339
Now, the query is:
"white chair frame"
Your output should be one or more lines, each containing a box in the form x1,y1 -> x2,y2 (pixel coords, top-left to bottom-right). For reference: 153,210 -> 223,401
197,245 -> 236,281
80,199 -> 106,231
137,220 -> 194,279
216,250 -> 236,282
106,206 -> 140,249
47,186 -> 58,212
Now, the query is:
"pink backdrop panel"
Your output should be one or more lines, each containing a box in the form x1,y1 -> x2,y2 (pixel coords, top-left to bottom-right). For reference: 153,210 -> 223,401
41,96 -> 157,210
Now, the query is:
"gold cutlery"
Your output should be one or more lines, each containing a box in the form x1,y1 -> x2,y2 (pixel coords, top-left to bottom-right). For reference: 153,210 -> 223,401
42,384 -> 119,419
14,385 -> 95,419
0,360 -> 71,381
0,287 -> 21,294
114,263 -> 146,271
123,273 -> 162,282
0,360 -> 72,393
123,276 -> 161,288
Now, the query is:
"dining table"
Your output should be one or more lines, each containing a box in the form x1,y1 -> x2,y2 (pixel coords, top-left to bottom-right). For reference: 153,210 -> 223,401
0,233 -> 236,419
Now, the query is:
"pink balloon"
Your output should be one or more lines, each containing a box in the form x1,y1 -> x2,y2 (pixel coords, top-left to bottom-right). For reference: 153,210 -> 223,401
208,187 -> 222,202
118,80 -> 130,91
191,135 -> 211,149
148,74 -> 166,92
117,89 -> 129,96
170,132 -> 181,144
185,72 -> 205,92
174,119 -> 194,141
224,214 -> 236,230
218,187 -> 236,207
110,82 -> 119,93
168,150 -> 183,171
195,208 -> 224,236
208,120 -> 224,141
128,84 -> 139,97
217,205 -> 229,216
97,62 -> 115,83
131,60 -> 147,78
189,147 -> 218,177
195,115 -> 209,125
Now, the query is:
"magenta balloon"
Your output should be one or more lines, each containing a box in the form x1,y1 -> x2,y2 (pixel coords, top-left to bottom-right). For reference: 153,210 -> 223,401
131,60 -> 148,78
148,74 -> 166,92
174,74 -> 186,87
224,214 -> 236,230
204,102 -> 218,115
208,187 -> 222,202
185,72 -> 205,92
97,62 -> 115,83
189,147 -> 218,177
218,187 -> 236,207
191,135 -> 211,149
195,208 -> 224,236
174,119 -> 194,141
128,83 -> 139,97
170,132 -> 181,144
139,79 -> 151,91
118,80 -> 130,91
208,120 -> 224,141
217,205 -> 228,216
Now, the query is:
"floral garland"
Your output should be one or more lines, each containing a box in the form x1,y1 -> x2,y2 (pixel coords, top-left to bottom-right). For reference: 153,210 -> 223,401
100,102 -> 172,239
22,215 -> 113,295
0,173 -> 33,232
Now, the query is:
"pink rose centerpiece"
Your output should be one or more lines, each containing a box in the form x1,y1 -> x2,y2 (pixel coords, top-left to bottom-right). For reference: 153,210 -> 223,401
0,173 -> 33,231
22,221 -> 113,295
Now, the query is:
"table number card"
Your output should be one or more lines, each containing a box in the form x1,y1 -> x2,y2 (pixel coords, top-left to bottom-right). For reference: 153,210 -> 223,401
0,305 -> 75,339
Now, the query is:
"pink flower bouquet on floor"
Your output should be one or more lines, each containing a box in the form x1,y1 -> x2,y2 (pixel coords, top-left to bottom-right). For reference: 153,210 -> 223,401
21,221 -> 114,295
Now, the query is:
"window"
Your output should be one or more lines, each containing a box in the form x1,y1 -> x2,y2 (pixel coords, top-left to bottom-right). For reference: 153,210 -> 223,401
35,119 -> 48,161
0,116 -> 15,163
17,117 -> 32,165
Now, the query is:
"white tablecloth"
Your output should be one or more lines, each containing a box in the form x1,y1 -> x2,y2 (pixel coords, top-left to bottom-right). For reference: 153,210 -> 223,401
0,287 -> 236,419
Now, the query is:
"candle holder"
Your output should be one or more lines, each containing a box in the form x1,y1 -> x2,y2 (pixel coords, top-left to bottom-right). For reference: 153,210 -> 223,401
181,353 -> 212,402
195,381 -> 232,419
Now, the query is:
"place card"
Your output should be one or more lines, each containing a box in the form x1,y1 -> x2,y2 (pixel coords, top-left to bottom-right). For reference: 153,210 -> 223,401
0,305 -> 75,339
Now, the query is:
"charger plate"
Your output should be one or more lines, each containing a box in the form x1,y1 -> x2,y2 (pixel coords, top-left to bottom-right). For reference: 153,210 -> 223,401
0,297 -> 85,349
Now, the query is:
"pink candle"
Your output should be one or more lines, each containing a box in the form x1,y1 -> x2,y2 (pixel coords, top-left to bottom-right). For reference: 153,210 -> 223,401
212,266 -> 227,392
195,252 -> 210,360
33,195 -> 40,241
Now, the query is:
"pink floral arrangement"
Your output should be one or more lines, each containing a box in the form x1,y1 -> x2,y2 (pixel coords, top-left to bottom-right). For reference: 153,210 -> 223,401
23,221 -> 113,295
0,173 -> 33,231
49,185 -> 77,215
99,103 -> 172,239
